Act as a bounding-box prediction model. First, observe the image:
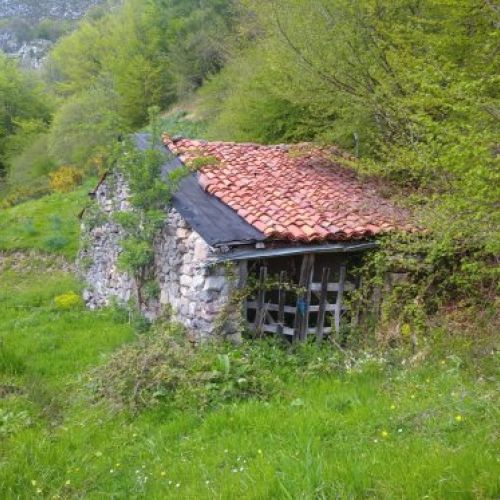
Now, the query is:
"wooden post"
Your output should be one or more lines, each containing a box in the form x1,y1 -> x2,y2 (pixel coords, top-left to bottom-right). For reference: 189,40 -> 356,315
255,265 -> 267,337
294,254 -> 315,341
315,267 -> 330,341
277,270 -> 287,334
334,264 -> 347,333
238,260 -> 248,328
237,260 -> 248,289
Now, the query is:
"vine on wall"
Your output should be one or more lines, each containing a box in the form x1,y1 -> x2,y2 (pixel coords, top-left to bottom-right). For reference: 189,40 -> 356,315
110,107 -> 188,307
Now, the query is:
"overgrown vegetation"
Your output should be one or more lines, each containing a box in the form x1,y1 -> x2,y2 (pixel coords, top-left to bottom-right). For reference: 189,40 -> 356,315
0,52 -> 52,181
0,246 -> 498,498
109,107 -> 188,306
0,2 -> 498,496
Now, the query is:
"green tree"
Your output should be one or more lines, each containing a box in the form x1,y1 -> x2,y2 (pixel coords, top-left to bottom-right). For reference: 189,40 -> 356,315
46,0 -> 238,127
48,79 -> 125,167
0,54 -> 52,179
202,0 -> 499,303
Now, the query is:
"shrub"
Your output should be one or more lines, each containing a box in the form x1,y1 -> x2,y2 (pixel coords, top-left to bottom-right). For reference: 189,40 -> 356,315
91,323 -> 344,412
54,292 -> 83,310
49,166 -> 83,193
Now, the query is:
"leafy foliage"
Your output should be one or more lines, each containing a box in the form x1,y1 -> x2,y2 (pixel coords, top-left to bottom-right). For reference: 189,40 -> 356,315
47,0 -> 239,126
110,107 -> 188,304
202,0 -> 499,314
49,165 -> 83,192
48,80 -> 125,168
0,54 -> 52,179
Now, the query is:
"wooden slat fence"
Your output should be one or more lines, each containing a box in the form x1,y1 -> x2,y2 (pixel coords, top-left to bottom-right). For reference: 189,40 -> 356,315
247,257 -> 353,341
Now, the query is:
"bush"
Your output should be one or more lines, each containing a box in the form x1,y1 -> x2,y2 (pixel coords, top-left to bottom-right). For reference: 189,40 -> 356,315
49,166 -> 83,193
54,292 -> 83,310
91,323 -> 344,412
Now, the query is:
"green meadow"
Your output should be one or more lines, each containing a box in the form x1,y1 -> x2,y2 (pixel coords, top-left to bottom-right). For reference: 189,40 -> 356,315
0,192 -> 498,499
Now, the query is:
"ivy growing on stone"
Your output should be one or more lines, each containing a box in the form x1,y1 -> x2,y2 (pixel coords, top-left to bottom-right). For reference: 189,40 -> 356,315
110,106 -> 188,307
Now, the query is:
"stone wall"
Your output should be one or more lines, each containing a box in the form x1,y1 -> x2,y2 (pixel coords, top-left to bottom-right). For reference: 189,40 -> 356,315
79,173 -> 238,341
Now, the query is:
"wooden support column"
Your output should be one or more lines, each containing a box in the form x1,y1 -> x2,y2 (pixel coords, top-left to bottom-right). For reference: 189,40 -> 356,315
238,259 -> 248,327
334,264 -> 347,333
254,265 -> 267,337
277,271 -> 287,335
315,267 -> 331,341
237,259 -> 248,289
294,253 -> 315,342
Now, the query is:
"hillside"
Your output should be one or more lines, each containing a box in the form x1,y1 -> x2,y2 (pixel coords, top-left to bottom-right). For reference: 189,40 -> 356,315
0,0 -> 102,19
0,1 -> 498,497
0,0 -> 106,67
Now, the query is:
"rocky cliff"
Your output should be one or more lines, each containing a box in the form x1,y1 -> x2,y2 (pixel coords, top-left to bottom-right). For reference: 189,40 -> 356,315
0,0 -> 102,20
0,0 -> 106,68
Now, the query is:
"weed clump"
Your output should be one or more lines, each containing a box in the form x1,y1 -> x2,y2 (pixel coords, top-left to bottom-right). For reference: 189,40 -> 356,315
54,292 -> 83,310
91,323 -> 344,412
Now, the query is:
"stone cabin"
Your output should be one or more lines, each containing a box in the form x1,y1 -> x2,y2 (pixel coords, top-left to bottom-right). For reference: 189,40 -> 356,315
80,133 -> 413,342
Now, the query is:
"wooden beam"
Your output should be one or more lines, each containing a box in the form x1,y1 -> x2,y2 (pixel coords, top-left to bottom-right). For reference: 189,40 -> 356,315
237,259 -> 248,289
247,302 -> 340,314
277,271 -> 287,334
334,264 -> 347,333
315,267 -> 330,341
294,253 -> 315,341
254,265 -> 267,337
238,259 -> 249,329
248,323 -> 295,336
309,327 -> 332,335
310,282 -> 355,292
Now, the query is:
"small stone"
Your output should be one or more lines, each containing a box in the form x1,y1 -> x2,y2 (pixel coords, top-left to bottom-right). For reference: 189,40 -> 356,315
180,275 -> 192,287
204,276 -> 227,292
176,228 -> 189,239
194,240 -> 208,260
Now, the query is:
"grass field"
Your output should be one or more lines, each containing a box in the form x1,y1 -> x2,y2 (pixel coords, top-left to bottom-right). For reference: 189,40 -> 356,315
0,193 -> 498,499
0,180 -> 94,259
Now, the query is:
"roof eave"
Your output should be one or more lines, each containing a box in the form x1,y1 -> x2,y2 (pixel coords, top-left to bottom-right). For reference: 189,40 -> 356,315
213,240 -> 378,262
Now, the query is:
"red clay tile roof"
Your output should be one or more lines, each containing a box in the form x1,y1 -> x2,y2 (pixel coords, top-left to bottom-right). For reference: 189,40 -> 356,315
164,135 -> 415,242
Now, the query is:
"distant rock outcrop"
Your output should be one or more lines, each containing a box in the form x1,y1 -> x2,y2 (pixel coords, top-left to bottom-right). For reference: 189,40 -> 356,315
0,0 -> 106,69
0,0 -> 102,20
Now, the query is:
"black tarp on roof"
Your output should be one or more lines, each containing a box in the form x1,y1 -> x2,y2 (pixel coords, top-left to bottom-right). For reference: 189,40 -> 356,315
135,133 -> 265,248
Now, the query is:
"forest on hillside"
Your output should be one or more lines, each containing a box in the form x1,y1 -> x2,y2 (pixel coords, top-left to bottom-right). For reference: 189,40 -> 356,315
1,0 -> 498,322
